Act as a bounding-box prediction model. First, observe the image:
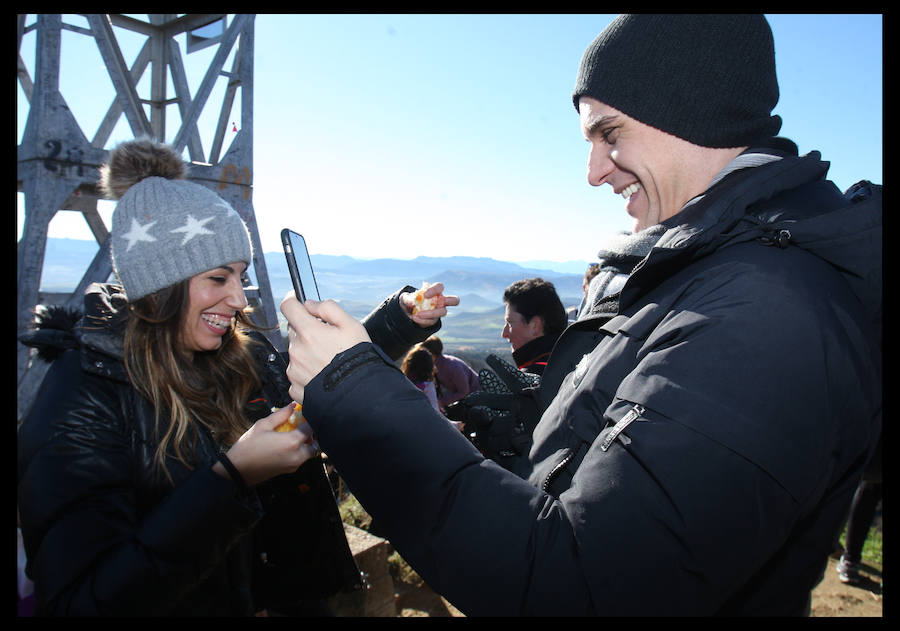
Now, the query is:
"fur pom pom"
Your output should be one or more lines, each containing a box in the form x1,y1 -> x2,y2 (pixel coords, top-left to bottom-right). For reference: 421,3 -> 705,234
98,137 -> 187,200
19,305 -> 83,363
33,304 -> 83,332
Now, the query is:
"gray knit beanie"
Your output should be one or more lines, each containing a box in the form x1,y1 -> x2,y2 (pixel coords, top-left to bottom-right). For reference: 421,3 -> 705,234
573,14 -> 782,148
100,137 -> 253,301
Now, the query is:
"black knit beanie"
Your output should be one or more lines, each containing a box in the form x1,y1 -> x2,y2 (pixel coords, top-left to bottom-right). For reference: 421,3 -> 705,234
573,14 -> 782,148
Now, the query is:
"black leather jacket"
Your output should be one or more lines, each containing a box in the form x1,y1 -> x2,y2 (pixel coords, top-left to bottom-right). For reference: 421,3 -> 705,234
17,283 -> 436,616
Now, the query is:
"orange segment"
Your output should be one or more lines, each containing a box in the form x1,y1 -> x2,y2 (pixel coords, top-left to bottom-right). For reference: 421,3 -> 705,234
411,282 -> 437,315
274,402 -> 303,432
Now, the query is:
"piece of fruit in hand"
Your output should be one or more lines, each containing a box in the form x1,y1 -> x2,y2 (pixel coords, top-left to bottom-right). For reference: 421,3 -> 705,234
274,402 -> 304,432
412,281 -> 440,315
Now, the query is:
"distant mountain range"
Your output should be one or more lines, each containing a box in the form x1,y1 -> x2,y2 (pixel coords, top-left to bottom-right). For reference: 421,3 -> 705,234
37,238 -> 588,350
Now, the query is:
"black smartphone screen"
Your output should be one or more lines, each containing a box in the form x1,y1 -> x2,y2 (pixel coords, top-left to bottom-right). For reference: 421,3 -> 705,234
281,229 -> 320,302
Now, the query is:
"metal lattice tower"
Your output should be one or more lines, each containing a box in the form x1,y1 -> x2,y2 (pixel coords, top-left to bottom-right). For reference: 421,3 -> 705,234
17,14 -> 281,422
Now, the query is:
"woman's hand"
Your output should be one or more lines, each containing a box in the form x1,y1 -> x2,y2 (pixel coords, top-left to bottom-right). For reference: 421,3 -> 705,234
280,295 -> 372,404
214,404 -> 318,487
399,282 -> 460,327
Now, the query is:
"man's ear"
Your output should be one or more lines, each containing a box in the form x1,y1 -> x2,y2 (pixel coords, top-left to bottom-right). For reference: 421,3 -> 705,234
528,315 -> 545,338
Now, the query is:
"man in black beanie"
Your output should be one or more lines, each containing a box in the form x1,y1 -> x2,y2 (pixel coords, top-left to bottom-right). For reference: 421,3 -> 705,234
279,14 -> 881,616
571,14 -> 784,233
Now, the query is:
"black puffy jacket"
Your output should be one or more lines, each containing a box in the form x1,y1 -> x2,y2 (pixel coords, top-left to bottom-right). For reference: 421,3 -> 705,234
17,283 -> 436,616
297,146 -> 882,616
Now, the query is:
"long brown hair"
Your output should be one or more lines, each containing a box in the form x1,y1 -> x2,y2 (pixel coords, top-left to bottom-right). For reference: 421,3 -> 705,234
122,279 -> 262,483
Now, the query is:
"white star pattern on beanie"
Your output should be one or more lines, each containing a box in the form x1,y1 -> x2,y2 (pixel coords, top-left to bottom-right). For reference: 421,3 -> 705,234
121,218 -> 157,251
171,214 -> 215,245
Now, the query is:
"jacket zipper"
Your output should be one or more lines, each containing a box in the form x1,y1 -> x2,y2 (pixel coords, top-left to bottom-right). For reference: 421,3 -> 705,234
541,403 -> 645,493
542,449 -> 576,493
600,403 -> 645,452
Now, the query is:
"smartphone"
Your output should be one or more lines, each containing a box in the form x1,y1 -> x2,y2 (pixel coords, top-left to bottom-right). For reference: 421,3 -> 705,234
281,229 -> 320,302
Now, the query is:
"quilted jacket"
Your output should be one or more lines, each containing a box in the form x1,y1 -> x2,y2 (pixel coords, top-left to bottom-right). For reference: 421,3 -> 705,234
17,284 -> 436,616
297,144 -> 882,616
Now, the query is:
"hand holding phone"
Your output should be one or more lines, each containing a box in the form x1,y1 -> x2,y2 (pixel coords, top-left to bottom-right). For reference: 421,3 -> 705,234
281,229 -> 320,302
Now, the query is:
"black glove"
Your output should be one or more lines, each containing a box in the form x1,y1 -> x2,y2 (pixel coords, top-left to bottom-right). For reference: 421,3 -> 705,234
446,355 -> 542,477
479,354 -> 541,392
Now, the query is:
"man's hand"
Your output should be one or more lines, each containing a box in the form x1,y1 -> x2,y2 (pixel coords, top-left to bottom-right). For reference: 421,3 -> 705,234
280,294 -> 372,404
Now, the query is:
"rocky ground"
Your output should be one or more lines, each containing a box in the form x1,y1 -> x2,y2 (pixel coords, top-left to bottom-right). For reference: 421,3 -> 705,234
809,555 -> 882,617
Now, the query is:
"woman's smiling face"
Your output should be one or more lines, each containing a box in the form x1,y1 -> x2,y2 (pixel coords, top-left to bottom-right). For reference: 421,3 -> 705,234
180,261 -> 249,354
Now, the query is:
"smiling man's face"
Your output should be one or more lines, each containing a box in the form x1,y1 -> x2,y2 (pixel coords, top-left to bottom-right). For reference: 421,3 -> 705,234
578,96 -> 723,233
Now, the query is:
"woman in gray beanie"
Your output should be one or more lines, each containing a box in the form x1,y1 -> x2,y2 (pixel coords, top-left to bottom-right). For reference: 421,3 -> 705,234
17,137 -> 458,616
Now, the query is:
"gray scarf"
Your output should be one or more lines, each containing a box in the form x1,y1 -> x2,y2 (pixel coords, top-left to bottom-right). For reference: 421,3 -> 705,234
577,225 -> 665,320
578,151 -> 783,321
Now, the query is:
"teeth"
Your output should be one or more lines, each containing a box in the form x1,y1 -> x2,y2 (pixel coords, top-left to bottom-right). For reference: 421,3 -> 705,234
202,314 -> 231,330
621,183 -> 641,200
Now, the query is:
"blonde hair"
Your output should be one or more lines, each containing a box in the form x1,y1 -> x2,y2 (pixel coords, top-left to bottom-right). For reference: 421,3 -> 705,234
122,279 -> 262,484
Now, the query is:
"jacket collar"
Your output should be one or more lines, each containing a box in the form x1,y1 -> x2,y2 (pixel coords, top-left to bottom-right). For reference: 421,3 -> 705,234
76,283 -> 128,363
17,283 -> 127,366
619,148 -> 832,311
512,333 -> 559,372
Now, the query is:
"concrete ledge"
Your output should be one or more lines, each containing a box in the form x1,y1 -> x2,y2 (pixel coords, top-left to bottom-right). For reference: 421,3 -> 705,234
329,524 -> 396,617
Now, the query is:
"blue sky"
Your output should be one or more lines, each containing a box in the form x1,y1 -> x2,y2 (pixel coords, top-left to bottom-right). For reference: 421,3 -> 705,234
17,13 -> 882,265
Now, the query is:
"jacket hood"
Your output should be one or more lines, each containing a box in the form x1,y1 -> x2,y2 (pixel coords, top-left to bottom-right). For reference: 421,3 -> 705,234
622,148 -> 882,326
19,283 -> 128,371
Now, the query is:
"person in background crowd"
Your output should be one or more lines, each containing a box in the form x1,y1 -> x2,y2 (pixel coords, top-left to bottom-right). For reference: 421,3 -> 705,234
17,509 -> 34,617
836,432 -> 882,585
567,262 -> 601,322
419,336 -> 480,408
501,278 -> 567,376
401,345 -> 442,412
